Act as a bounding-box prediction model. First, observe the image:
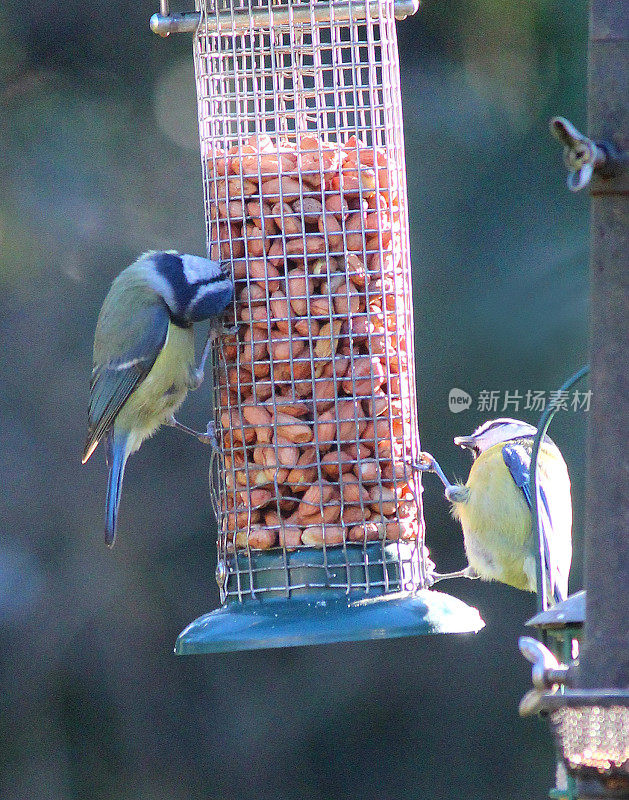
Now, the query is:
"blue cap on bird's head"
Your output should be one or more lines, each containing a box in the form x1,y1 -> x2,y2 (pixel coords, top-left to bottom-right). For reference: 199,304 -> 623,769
144,251 -> 233,326
454,418 -> 541,459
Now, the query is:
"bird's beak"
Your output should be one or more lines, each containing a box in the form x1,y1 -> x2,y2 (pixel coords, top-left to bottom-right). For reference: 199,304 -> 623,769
453,435 -> 476,450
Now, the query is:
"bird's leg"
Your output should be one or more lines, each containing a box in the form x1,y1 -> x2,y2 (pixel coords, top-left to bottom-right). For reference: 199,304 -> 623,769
430,566 -> 480,583
413,451 -> 454,491
193,321 -> 240,389
167,415 -> 218,447
192,336 -> 213,389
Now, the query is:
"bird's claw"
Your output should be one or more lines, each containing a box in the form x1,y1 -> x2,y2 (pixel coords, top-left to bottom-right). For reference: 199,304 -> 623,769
209,320 -> 240,341
413,452 -> 438,472
197,420 -> 220,451
411,452 -> 453,490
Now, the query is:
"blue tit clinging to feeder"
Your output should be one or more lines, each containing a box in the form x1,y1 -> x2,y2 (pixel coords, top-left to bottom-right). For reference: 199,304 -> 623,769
419,418 -> 572,603
82,251 -> 233,547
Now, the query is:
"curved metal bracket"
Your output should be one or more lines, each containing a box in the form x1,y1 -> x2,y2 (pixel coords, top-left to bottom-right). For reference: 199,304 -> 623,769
550,116 -> 628,192
529,365 -> 589,616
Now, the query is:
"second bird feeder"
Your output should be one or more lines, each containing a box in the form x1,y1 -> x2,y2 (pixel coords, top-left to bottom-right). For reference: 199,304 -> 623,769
163,0 -> 484,652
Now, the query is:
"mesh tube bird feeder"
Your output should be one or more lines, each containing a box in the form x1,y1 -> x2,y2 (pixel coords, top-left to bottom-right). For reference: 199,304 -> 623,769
158,0 -> 484,652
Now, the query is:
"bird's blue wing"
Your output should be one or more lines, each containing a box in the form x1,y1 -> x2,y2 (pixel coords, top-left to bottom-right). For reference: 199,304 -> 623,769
83,304 -> 170,462
502,442 -> 563,603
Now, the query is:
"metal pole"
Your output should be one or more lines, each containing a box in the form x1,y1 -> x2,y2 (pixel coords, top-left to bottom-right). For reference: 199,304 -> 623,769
580,0 -> 628,690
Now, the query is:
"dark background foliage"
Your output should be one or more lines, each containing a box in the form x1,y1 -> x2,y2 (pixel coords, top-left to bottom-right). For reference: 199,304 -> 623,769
0,0 -> 588,797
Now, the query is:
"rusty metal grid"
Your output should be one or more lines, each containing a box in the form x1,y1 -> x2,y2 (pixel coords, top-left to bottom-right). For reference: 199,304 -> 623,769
193,0 -> 427,599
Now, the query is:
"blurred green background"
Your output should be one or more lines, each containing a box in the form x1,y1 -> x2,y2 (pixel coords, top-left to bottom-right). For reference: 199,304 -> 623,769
0,0 -> 589,798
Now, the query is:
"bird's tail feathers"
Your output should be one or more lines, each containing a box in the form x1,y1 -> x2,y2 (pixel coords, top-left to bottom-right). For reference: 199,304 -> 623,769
105,433 -> 130,548
551,574 -> 568,605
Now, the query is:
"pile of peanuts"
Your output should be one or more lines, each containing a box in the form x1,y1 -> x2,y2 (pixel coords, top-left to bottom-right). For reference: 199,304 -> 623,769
209,133 -> 421,551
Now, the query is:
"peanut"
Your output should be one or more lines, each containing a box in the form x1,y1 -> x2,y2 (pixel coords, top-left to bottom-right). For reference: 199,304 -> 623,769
301,524 -> 344,546
273,397 -> 310,417
294,197 -> 323,225
236,525 -> 277,550
314,320 -> 342,362
286,267 -> 314,317
300,497 -> 342,526
298,481 -> 334,516
272,202 -> 303,236
278,524 -> 303,549
318,213 -> 343,251
347,521 -> 383,542
340,506 -> 371,525
353,459 -> 380,483
248,258 -> 281,291
340,477 -> 370,506
325,194 -> 349,219
286,235 -> 326,259
385,518 -> 417,542
245,223 -> 269,258
247,200 -> 276,231
240,152 -> 296,178
321,450 -> 354,480
260,177 -> 302,202
312,378 -> 336,413
241,327 -> 267,366
270,289 -> 291,332
268,329 -> 304,362
342,355 -> 386,396
225,508 -> 260,531
369,486 -> 397,516
286,450 -> 317,491
242,403 -> 272,429
274,411 -> 313,444
271,434 -> 299,470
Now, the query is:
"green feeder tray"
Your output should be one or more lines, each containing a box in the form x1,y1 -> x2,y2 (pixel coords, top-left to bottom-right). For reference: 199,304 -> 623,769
175,542 -> 484,654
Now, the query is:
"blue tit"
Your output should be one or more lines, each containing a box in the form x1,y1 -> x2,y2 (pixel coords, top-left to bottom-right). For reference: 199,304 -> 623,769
82,250 -> 233,547
419,418 -> 572,603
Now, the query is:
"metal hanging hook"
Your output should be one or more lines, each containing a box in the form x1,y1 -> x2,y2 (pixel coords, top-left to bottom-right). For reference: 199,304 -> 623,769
550,116 -> 628,192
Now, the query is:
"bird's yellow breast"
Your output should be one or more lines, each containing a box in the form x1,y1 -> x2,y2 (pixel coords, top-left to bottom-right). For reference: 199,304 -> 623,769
451,443 -> 534,591
116,322 -> 196,449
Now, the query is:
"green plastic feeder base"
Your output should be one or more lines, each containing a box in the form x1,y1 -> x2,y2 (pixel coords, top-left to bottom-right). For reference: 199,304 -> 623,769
175,544 -> 484,653
175,589 -> 485,653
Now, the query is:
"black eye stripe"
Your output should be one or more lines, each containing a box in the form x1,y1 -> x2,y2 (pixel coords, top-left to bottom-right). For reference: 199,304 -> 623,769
153,252 -> 195,306
198,273 -> 229,286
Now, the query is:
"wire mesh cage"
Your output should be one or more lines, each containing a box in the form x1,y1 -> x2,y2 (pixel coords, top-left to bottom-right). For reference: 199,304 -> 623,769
172,0 -> 484,652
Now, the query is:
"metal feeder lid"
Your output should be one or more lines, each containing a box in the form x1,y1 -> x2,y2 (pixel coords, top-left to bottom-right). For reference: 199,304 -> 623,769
175,544 -> 485,654
526,590 -> 586,629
